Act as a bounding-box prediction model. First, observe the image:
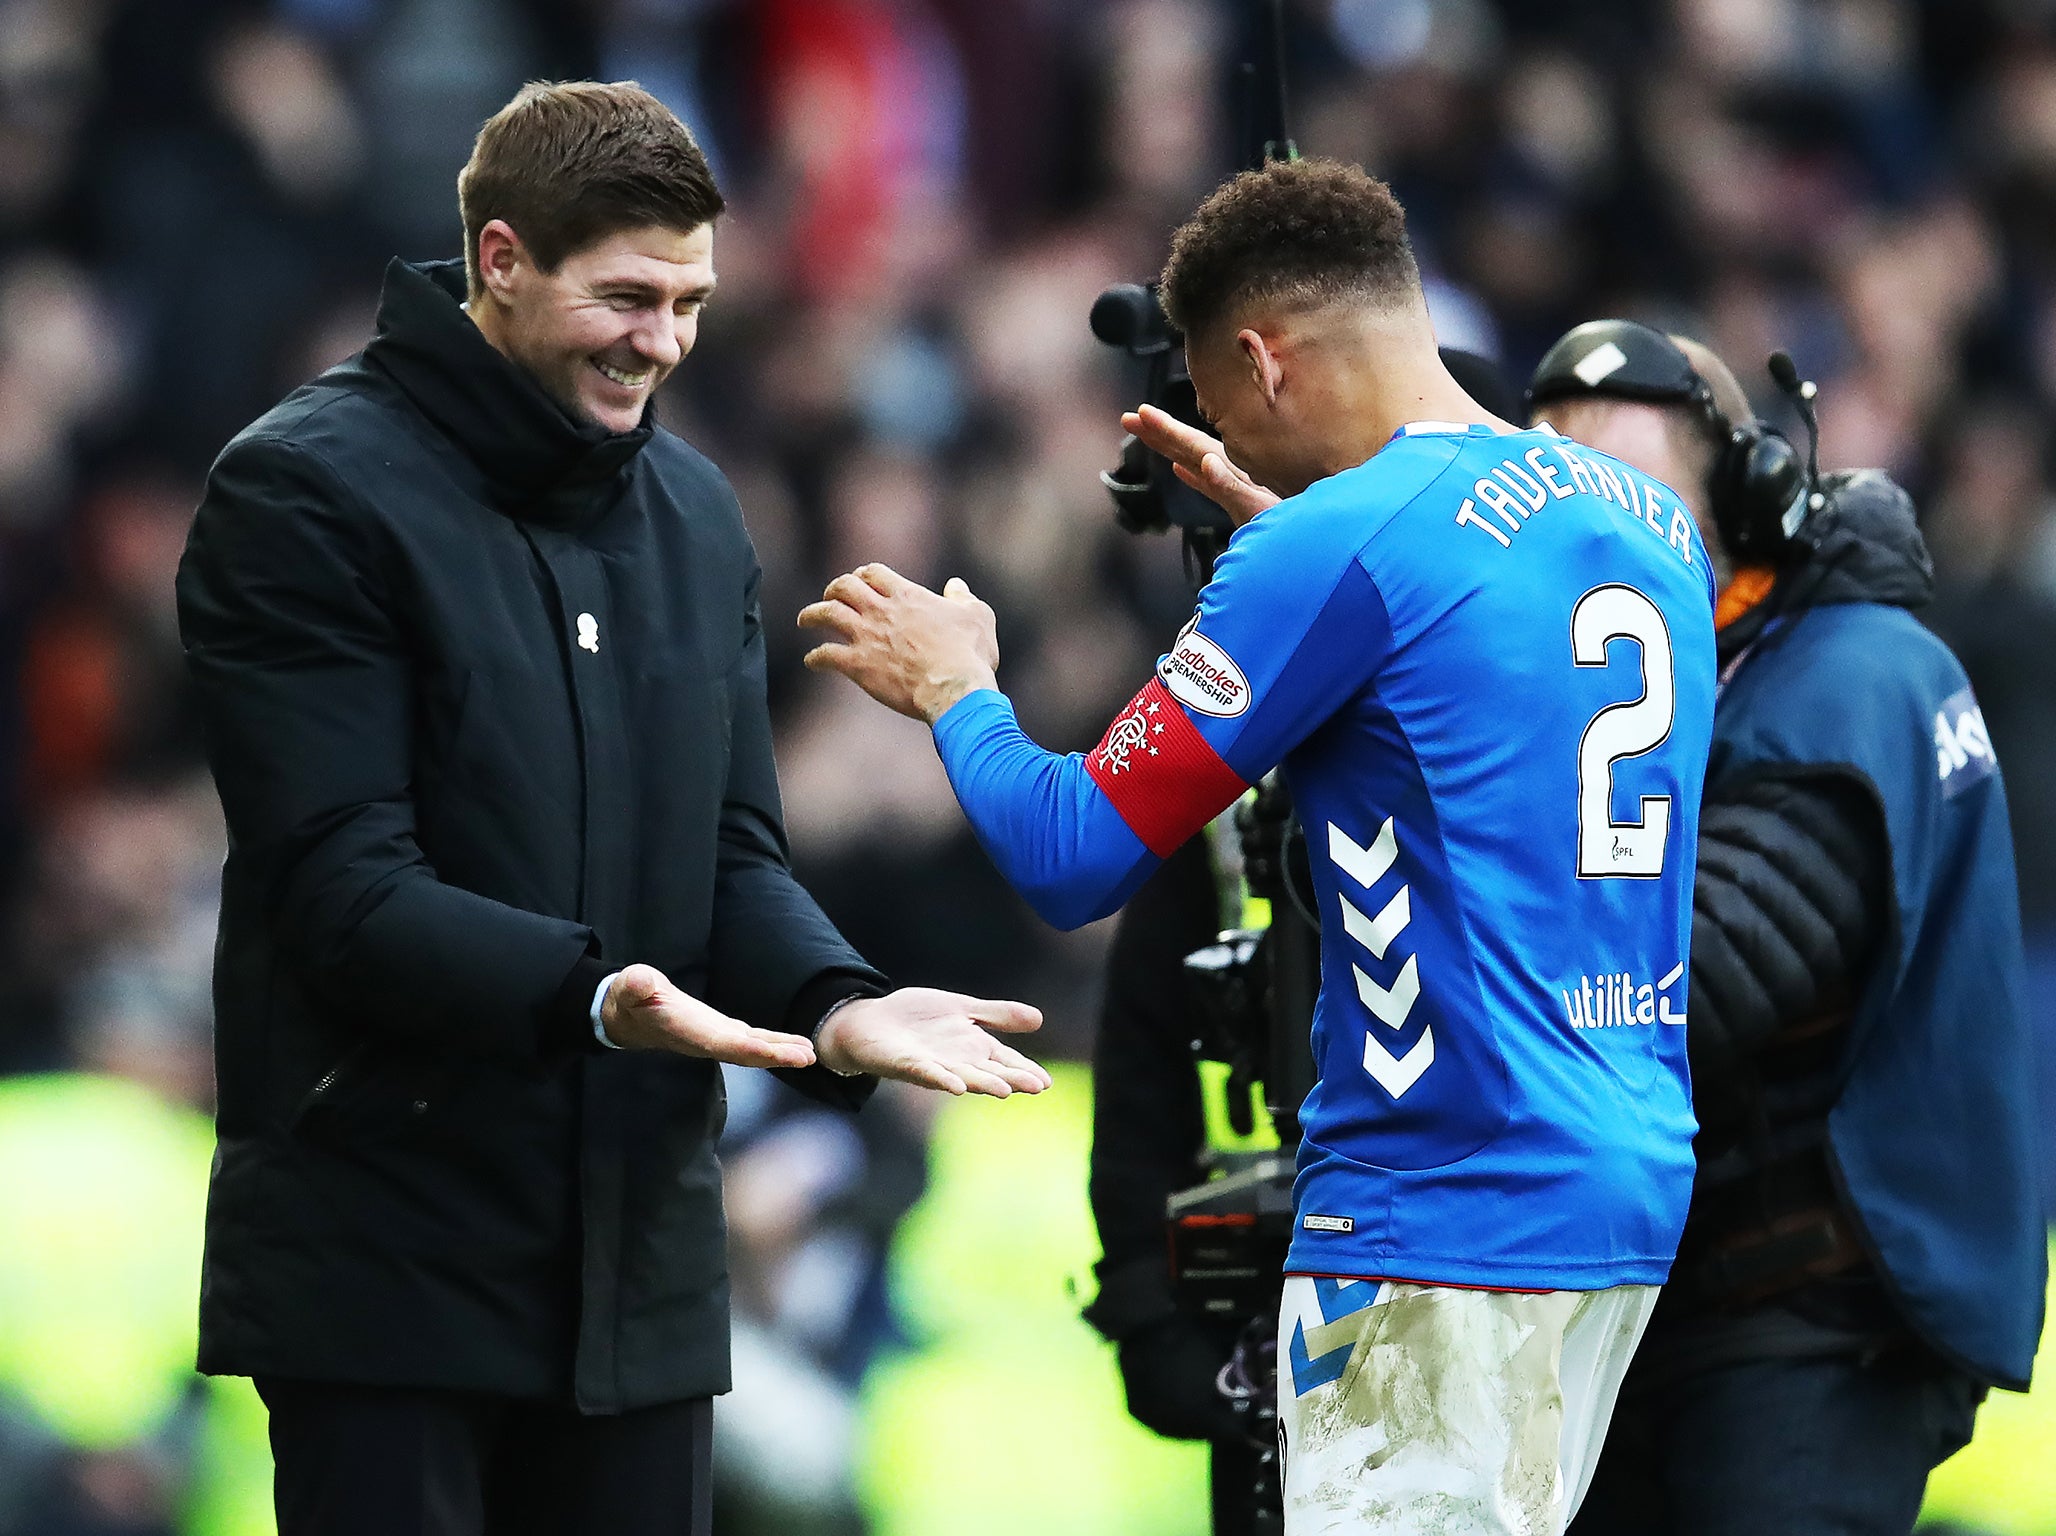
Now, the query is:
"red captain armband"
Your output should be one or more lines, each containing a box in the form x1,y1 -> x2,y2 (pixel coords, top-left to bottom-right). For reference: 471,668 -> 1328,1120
1084,677 -> 1250,858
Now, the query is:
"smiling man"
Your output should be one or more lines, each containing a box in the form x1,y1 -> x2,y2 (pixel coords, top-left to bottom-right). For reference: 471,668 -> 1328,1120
176,81 -> 1046,1536
457,120 -> 717,436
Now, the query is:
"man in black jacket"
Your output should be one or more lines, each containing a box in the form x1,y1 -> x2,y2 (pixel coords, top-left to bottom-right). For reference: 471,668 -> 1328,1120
176,81 -> 1048,1536
1526,323 -> 2044,1535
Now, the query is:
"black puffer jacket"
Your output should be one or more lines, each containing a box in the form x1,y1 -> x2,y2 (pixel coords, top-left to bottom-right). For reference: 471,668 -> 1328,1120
1687,471 -> 1929,1131
1666,470 -> 1933,1320
179,260 -> 883,1412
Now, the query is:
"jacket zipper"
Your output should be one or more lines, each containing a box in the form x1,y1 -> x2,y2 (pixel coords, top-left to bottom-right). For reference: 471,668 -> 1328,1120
291,1062 -> 350,1125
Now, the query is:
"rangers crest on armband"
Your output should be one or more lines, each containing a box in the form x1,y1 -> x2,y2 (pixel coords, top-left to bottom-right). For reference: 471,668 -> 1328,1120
1094,697 -> 1163,775
1085,677 -> 1250,858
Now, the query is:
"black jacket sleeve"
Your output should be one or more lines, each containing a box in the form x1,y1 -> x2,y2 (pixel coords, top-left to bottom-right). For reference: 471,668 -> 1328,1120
1687,772 -> 1890,1124
704,564 -> 886,1108
1084,835 -> 1220,1340
178,435 -> 600,1057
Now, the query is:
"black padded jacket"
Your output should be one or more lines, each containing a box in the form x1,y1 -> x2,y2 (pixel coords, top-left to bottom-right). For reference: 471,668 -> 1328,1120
1659,470 -> 1937,1341
178,259 -> 884,1412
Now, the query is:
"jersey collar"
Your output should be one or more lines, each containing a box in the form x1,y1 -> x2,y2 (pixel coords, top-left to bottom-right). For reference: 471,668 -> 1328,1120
1390,421 -> 1527,439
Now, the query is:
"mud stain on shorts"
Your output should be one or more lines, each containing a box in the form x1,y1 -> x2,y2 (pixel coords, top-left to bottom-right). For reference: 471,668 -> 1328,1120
1291,1284 -> 1580,1535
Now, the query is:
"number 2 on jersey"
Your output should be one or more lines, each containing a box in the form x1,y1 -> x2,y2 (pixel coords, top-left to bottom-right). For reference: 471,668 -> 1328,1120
1571,584 -> 1676,878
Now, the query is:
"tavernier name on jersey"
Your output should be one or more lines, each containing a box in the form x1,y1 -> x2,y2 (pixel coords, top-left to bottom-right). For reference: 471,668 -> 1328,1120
1451,430 -> 1706,570
929,423 -> 1717,1292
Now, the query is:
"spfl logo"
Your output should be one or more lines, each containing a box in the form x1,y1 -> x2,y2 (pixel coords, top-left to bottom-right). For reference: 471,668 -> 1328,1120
1935,687 -> 1996,799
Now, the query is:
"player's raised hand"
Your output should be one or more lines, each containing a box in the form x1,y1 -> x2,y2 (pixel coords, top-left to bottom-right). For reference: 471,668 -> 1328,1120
815,987 -> 1050,1097
600,963 -> 818,1068
1123,403 -> 1281,524
799,564 -> 1000,724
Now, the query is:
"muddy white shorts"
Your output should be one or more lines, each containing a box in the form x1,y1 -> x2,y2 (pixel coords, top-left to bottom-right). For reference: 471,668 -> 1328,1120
1277,1275 -> 1658,1535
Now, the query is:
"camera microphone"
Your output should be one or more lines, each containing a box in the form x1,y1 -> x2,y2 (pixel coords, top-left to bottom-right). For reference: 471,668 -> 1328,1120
1090,284 -> 1172,352
1768,350 -> 1824,512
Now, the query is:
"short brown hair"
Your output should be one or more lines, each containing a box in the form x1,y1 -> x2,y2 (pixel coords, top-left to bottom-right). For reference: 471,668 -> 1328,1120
1159,158 -> 1421,341
458,81 -> 725,299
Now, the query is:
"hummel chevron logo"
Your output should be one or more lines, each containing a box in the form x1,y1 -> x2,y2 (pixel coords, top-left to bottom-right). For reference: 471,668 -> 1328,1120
1284,1278 -> 1381,1396
1330,817 -> 1432,1100
1360,1015 -> 1434,1097
1339,884 -> 1410,959
1354,956 -> 1419,1025
1329,817 -> 1397,888
1288,1318 -> 1354,1396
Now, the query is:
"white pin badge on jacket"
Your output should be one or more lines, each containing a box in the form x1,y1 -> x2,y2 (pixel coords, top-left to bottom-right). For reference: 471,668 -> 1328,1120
577,613 -> 600,653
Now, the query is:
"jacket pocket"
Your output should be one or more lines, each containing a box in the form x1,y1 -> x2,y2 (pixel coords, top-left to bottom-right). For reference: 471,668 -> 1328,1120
289,1044 -> 447,1143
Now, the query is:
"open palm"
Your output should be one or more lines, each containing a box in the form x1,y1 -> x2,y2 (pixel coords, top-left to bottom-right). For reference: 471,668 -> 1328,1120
817,987 -> 1050,1097
600,963 -> 818,1068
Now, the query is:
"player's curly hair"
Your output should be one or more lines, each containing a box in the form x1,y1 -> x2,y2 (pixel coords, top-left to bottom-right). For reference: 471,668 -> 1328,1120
1159,158 -> 1421,342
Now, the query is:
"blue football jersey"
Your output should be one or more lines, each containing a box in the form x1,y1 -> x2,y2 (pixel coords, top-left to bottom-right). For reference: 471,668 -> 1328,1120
932,422 -> 1716,1289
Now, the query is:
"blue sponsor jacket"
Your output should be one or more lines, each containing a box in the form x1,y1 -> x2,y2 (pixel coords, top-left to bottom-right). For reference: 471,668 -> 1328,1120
1710,470 -> 2045,1388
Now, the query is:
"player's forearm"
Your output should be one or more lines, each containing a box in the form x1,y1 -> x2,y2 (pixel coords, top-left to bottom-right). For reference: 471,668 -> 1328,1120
931,690 -> 1157,929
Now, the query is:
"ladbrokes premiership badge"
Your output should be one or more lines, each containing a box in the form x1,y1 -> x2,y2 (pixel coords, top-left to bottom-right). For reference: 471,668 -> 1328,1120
1159,621 -> 1251,717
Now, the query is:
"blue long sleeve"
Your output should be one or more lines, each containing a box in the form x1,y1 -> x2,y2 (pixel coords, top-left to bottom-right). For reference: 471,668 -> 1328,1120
930,690 -> 1160,930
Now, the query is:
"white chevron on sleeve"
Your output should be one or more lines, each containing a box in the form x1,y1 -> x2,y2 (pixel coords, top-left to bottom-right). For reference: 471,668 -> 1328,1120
1339,885 -> 1411,960
1328,818 -> 1397,890
1353,956 -> 1419,1027
1364,1025 -> 1435,1098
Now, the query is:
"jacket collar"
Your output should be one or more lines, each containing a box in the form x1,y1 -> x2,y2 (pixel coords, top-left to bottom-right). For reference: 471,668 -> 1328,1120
363,258 -> 653,519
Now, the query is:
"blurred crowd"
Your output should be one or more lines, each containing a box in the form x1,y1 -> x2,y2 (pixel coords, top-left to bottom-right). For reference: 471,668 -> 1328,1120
1,0 -> 2054,1532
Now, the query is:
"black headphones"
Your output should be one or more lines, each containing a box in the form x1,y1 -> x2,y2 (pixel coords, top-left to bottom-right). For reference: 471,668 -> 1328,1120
1526,320 -> 1823,563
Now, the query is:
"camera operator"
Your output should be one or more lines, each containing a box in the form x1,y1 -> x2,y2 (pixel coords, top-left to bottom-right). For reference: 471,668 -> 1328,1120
1083,834 -> 1257,1515
1077,350 -> 1524,1536
1527,321 -> 2046,1536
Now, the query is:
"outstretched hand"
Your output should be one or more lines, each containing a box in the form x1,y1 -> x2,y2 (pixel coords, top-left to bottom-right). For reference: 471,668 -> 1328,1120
600,963 -> 818,1069
1123,404 -> 1280,524
816,987 -> 1050,1097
